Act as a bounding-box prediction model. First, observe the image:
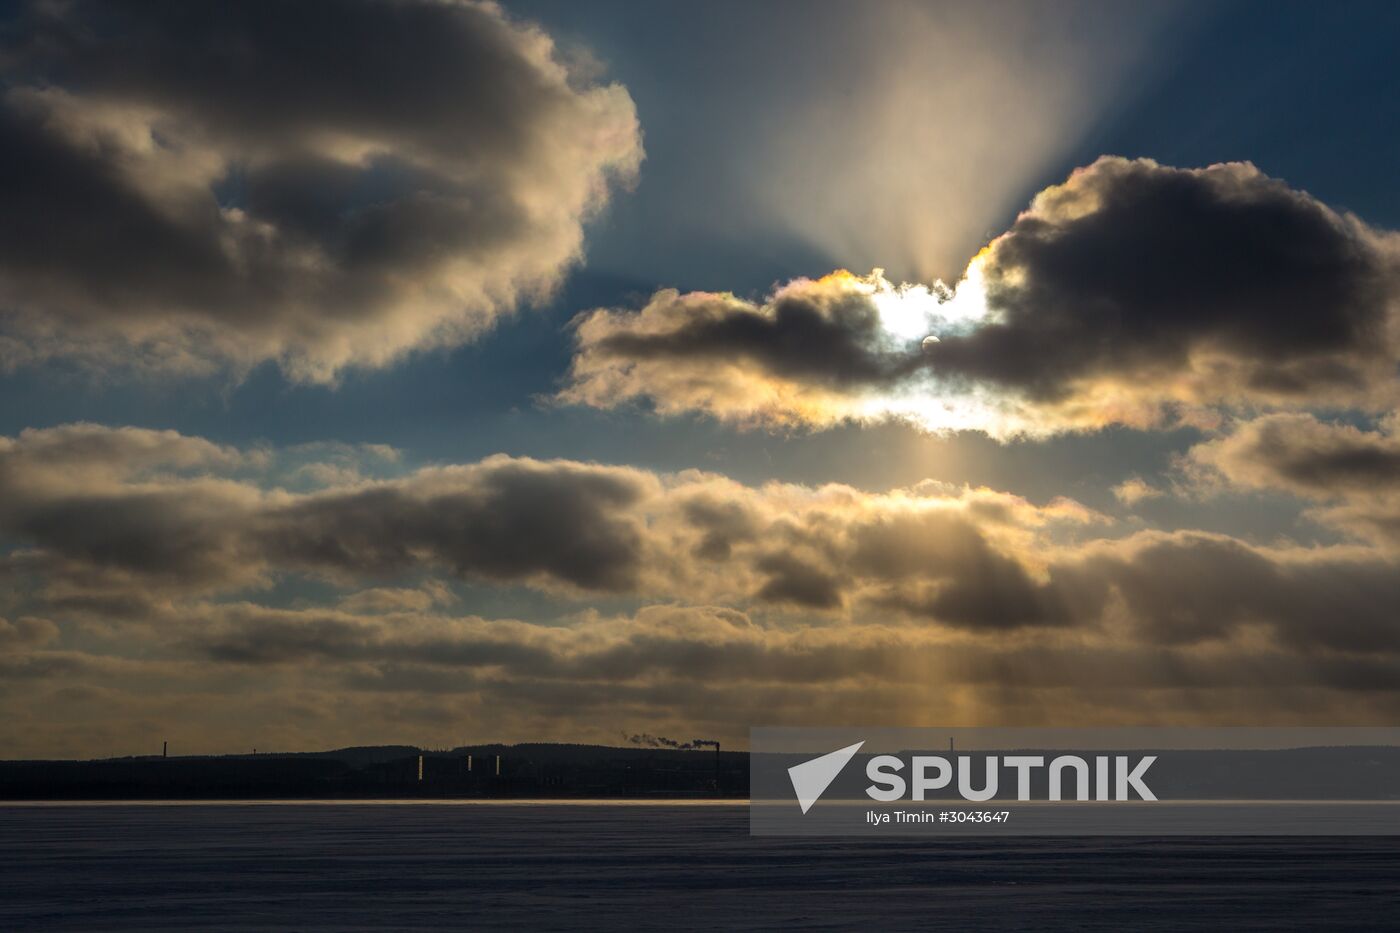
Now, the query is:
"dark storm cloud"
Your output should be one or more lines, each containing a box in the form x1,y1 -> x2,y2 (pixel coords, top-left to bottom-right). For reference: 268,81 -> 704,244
0,0 -> 641,379
563,158 -> 1400,435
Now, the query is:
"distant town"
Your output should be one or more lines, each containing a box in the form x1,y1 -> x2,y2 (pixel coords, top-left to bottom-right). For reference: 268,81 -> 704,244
0,743 -> 748,800
7,743 -> 1400,802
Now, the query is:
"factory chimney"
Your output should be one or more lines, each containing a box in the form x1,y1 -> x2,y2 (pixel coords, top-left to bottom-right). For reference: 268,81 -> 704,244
162,741 -> 167,758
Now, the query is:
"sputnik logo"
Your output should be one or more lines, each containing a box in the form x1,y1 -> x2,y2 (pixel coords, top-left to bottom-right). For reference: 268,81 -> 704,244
788,741 -> 865,813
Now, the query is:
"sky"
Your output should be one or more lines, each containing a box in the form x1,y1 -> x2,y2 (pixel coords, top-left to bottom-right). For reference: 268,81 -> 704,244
1,0 -> 1399,758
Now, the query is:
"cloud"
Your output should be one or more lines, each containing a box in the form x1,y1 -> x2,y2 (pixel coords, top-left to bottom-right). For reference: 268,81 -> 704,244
0,616 -> 58,650
3,424 -> 1400,755
923,158 -> 1400,407
3,423 -> 1396,651
1112,477 -> 1164,506
752,553 -> 845,609
563,158 -> 1400,437
0,0 -> 642,380
1067,532 -> 1400,652
0,427 -> 656,595
0,423 -> 265,589
262,457 -> 654,592
561,271 -> 953,429
8,591 -> 1400,757
1187,413 -> 1400,548
0,424 -> 1103,627
338,582 -> 456,616
1189,413 -> 1400,500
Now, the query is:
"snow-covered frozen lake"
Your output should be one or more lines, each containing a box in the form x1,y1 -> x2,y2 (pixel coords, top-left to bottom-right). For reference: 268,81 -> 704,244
3,803 -> 1398,930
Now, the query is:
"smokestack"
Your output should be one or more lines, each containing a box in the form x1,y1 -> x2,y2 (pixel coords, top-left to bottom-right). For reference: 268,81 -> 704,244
417,755 -> 423,782
162,741 -> 167,758
949,736 -> 954,752
495,754 -> 500,777
625,735 -> 723,790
